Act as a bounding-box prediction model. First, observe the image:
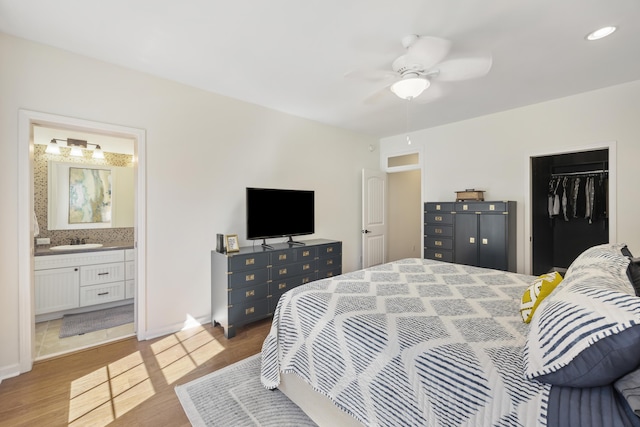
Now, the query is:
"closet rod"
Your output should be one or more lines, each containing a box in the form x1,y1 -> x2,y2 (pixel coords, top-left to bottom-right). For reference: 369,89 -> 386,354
550,169 -> 608,177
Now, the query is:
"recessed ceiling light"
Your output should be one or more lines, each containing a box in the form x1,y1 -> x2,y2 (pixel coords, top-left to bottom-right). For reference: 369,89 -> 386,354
586,26 -> 617,41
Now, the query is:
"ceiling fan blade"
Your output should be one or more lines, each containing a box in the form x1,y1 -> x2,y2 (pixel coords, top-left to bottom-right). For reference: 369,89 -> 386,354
344,68 -> 398,82
405,36 -> 452,69
432,56 -> 493,82
363,83 -> 396,105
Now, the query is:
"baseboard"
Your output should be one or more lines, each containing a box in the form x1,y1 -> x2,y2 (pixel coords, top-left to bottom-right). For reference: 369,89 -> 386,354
0,363 -> 21,384
143,315 -> 212,340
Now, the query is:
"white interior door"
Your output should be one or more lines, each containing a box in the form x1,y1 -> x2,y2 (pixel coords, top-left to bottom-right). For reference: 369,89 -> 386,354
362,169 -> 387,268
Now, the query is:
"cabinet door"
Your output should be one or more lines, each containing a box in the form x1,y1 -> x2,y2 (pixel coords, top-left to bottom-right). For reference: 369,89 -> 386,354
35,267 -> 80,314
479,214 -> 508,271
454,213 -> 479,266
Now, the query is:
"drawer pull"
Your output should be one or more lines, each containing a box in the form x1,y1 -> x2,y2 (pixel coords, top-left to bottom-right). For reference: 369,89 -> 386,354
98,292 -> 109,296
435,215 -> 442,221
278,254 -> 287,261
489,204 -> 495,211
279,268 -> 287,275
435,204 -> 441,210
435,240 -> 442,246
435,253 -> 443,259
327,272 -> 334,277
246,274 -> 255,281
302,250 -> 310,257
278,283 -> 287,290
463,205 -> 469,211
469,237 -> 475,244
435,228 -> 443,234
327,259 -> 333,265
246,289 -> 255,297
482,238 -> 488,245
327,247 -> 333,253
245,258 -> 255,266
98,272 -> 109,276
302,277 -> 310,283
303,263 -> 310,270
245,307 -> 255,315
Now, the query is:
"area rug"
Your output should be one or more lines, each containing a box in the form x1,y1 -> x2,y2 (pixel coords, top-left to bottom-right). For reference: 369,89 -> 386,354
59,304 -> 134,338
175,354 -> 316,426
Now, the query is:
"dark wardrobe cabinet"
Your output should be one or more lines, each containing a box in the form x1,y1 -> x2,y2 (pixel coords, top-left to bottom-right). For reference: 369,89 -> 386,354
453,201 -> 517,272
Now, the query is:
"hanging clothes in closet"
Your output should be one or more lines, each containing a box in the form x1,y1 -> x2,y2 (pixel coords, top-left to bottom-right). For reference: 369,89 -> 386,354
547,172 -> 608,224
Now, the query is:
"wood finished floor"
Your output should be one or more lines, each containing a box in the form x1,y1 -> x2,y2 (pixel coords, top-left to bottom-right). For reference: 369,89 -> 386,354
0,318 -> 272,427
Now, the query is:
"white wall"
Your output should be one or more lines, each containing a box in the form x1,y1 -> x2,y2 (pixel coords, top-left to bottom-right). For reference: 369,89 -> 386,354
381,79 -> 640,273
0,33 -> 379,378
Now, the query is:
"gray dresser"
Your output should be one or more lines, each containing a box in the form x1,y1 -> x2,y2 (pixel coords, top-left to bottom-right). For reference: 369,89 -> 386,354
211,238 -> 342,338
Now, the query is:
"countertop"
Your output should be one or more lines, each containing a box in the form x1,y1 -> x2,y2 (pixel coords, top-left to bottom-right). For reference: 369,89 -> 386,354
35,241 -> 134,256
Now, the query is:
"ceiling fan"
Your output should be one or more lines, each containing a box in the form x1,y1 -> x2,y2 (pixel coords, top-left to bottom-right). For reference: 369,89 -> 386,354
350,35 -> 493,102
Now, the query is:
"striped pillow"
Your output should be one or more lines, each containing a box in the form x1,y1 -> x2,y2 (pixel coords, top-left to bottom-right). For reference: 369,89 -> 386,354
524,244 -> 640,387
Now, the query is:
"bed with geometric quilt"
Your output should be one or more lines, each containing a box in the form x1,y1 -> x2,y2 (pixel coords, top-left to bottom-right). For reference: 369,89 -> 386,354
261,244 -> 640,426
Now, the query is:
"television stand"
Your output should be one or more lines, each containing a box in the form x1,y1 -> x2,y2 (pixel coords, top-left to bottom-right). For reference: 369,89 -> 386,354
261,239 -> 274,250
287,237 -> 306,246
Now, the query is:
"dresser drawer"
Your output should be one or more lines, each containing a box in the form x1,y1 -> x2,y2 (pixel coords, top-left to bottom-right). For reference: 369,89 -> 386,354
229,282 -> 269,305
424,212 -> 453,225
228,252 -> 270,272
318,243 -> 341,258
80,282 -> 125,306
229,298 -> 269,325
271,250 -> 295,266
425,224 -> 453,237
319,267 -> 341,279
455,201 -> 507,213
424,236 -> 453,250
425,202 -> 455,212
271,262 -> 304,280
228,267 -> 269,288
424,249 -> 454,263
294,246 -> 317,261
317,255 -> 340,271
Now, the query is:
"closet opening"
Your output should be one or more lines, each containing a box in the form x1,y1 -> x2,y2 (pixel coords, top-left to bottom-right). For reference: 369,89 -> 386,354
531,149 -> 609,275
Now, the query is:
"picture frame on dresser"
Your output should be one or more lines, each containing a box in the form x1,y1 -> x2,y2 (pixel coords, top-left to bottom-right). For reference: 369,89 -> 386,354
225,234 -> 240,253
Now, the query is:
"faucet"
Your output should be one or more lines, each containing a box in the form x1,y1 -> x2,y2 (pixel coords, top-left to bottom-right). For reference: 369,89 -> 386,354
69,237 -> 84,245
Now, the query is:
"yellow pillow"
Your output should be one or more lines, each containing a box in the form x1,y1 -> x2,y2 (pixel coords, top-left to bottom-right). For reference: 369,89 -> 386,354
520,271 -> 563,323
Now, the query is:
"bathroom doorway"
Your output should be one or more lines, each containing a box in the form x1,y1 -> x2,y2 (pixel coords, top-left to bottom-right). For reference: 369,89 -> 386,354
18,110 -> 147,372
33,125 -> 136,359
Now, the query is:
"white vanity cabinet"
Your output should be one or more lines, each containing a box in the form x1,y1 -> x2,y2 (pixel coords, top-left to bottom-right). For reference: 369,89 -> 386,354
34,267 -> 80,315
35,249 -> 133,316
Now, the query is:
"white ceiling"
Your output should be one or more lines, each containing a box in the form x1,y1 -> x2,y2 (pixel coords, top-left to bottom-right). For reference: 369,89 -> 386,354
2,1 -> 639,138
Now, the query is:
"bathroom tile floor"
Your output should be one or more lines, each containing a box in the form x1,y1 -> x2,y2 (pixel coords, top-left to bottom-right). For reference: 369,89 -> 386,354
35,318 -> 135,360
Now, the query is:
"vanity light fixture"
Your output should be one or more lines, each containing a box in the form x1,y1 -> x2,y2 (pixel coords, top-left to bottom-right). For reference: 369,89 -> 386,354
49,138 -> 106,159
45,139 -> 61,155
92,145 -> 105,159
586,26 -> 617,41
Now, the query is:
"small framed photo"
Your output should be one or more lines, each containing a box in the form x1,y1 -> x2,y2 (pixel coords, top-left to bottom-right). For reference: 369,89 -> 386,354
225,234 -> 240,253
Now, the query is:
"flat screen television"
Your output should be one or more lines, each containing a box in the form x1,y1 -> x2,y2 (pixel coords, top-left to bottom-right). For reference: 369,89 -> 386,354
246,187 -> 314,247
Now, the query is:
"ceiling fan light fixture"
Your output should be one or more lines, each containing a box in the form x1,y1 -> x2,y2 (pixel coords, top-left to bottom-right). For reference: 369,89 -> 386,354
391,77 -> 430,100
586,26 -> 617,41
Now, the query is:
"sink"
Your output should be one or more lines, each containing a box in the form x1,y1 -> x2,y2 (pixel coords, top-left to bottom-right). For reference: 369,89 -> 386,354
50,243 -> 104,251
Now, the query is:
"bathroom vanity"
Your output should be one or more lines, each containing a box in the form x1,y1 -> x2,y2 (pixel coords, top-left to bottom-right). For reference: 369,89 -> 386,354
34,244 -> 135,321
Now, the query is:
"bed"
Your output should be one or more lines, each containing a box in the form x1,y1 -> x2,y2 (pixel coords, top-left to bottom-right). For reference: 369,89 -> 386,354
260,243 -> 640,426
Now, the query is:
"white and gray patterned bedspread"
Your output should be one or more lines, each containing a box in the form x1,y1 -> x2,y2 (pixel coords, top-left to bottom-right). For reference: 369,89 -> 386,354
261,258 -> 551,427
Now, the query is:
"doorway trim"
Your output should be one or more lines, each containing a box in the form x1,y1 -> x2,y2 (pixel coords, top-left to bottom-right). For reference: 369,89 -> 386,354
523,141 -> 617,275
18,110 -> 147,373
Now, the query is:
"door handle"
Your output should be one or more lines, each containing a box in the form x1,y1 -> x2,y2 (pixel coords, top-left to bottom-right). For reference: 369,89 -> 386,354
362,229 -> 371,234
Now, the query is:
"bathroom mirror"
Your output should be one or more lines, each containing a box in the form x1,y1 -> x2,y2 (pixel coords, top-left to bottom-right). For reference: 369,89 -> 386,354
48,161 -> 134,230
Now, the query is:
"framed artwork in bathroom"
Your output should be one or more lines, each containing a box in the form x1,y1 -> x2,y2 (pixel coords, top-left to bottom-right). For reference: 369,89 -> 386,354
225,234 -> 240,253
